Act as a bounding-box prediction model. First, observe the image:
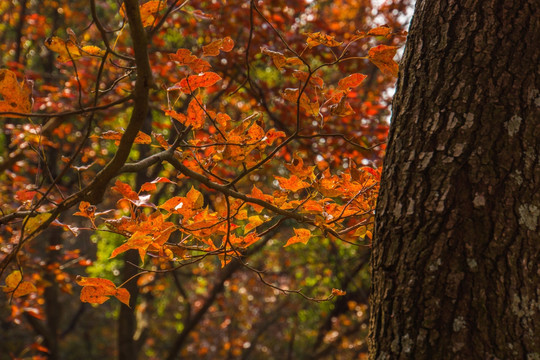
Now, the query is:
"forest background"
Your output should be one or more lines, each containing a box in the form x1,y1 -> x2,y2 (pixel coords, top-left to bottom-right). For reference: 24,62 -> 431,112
0,0 -> 410,358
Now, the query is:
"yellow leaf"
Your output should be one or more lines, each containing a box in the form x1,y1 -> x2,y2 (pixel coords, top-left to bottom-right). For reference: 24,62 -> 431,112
244,215 -> 264,234
3,270 -> 37,297
24,213 -> 52,234
80,45 -> 106,57
45,36 -> 104,62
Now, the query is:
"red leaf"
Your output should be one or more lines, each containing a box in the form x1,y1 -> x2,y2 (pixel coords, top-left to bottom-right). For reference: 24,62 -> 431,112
15,189 -> 37,201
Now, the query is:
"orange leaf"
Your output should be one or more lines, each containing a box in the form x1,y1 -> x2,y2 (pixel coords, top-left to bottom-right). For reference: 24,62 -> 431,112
153,132 -> 170,149
169,49 -> 211,73
111,180 -> 139,201
98,130 -> 151,145
134,131 -> 152,144
250,186 -> 272,212
265,128 -> 286,145
286,57 -> 304,66
292,70 -> 324,88
76,276 -> 131,306
110,232 -> 153,262
169,72 -> 222,93
216,113 -> 233,130
305,32 -> 342,48
0,69 -> 33,116
73,201 -> 96,219
261,47 -> 287,69
120,0 -> 165,27
337,73 -> 367,90
367,25 -> 392,37
285,157 -> 315,180
186,186 -> 204,209
330,97 -> 356,117
331,288 -> 347,296
276,175 -> 310,192
203,37 -> 235,56
368,45 -> 399,77
159,196 -> 185,212
230,233 -> 260,248
282,88 -> 319,116
186,95 -> 206,129
164,109 -> 187,124
284,228 -> 311,247
247,121 -> 265,142
140,177 -> 174,192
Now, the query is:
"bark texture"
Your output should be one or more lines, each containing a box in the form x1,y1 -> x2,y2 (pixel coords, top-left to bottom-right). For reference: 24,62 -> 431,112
369,0 -> 540,359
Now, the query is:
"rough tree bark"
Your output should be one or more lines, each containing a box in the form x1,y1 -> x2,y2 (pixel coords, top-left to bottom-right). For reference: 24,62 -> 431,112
369,0 -> 539,359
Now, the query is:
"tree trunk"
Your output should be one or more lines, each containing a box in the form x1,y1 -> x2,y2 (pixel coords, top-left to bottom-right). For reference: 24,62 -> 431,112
369,0 -> 540,359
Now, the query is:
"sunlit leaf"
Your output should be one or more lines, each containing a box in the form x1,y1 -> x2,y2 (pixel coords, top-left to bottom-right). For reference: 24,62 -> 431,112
111,180 -> 139,201
202,37 -> 235,56
73,201 -> 96,219
285,157 -> 315,180
170,49 -> 211,73
76,276 -> 130,306
186,186 -> 204,209
186,95 -> 206,129
168,72 -> 222,93
45,36 -> 104,62
276,175 -> 310,192
24,213 -> 52,234
331,288 -> 347,296
305,32 -> 342,48
120,0 -> 166,27
3,270 -> 37,297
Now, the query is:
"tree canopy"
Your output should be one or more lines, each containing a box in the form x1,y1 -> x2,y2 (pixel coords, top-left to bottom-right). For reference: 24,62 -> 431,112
0,0 -> 410,358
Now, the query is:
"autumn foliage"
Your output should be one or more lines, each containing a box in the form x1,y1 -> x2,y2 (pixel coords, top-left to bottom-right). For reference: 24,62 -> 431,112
0,0 -> 409,358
